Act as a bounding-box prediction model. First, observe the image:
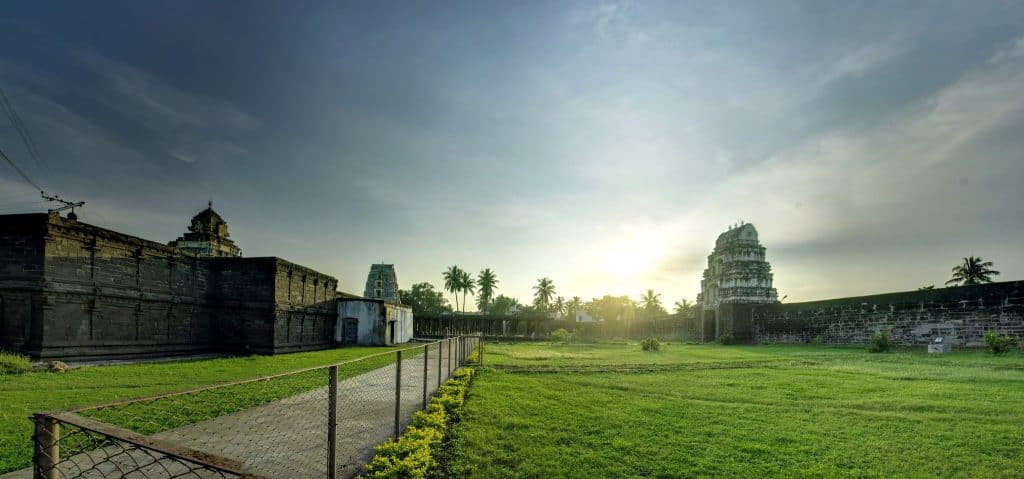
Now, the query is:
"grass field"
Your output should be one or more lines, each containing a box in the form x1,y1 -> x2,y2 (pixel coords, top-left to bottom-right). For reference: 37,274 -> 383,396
448,342 -> 1024,478
0,346 -> 400,474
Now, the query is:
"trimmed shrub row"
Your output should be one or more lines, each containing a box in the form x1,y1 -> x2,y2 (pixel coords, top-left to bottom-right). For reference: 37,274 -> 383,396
466,348 -> 480,364
362,367 -> 476,478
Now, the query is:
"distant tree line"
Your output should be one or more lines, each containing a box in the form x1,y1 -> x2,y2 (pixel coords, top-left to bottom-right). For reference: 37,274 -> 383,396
400,265 -> 699,339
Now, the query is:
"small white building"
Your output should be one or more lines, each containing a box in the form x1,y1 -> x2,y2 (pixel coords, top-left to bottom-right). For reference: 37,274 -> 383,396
576,310 -> 595,323
336,294 -> 414,346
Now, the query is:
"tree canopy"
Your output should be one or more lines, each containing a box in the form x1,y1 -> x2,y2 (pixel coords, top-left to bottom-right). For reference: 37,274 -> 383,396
533,277 -> 556,311
476,268 -> 499,311
399,282 -> 451,315
946,256 -> 1000,286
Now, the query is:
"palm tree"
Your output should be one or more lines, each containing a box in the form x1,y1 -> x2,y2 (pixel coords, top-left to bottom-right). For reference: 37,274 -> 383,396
640,289 -> 662,317
567,296 -> 583,321
673,298 -> 692,314
533,277 -> 556,311
553,296 -> 566,319
476,268 -> 499,311
443,265 -> 464,313
458,269 -> 476,314
946,256 -> 1000,286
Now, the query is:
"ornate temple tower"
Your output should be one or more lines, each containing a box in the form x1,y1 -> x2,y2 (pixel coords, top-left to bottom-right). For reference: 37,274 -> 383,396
364,264 -> 400,302
168,202 -> 242,257
697,222 -> 778,310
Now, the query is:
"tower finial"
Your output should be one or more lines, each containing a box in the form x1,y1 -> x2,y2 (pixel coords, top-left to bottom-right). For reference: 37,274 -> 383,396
208,200 -> 212,209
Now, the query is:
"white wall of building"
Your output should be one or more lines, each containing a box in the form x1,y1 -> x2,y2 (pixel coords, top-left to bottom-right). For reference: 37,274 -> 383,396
336,299 -> 414,346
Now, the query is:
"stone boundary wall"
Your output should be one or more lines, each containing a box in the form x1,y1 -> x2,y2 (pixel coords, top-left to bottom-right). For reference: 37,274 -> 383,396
0,213 -> 339,360
749,281 -> 1024,346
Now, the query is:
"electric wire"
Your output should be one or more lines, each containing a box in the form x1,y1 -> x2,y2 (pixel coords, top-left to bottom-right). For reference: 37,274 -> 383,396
0,85 -> 48,173
0,144 -> 43,192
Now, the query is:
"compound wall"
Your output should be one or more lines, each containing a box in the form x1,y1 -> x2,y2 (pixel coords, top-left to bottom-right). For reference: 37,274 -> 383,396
746,281 -> 1024,346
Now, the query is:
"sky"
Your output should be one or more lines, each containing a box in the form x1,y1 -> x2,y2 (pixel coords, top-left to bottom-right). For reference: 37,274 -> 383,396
1,1 -> 1023,308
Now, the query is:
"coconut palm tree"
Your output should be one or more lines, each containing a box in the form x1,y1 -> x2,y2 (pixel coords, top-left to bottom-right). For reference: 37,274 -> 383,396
533,277 -> 556,311
640,289 -> 663,317
443,265 -> 464,313
476,268 -> 499,311
640,289 -> 660,308
946,256 -> 1000,286
458,269 -> 475,314
567,296 -> 583,321
553,296 -> 566,319
673,298 -> 692,315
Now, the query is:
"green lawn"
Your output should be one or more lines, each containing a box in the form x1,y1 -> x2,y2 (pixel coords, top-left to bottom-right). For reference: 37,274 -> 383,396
449,342 -> 1024,478
0,346 -> 401,474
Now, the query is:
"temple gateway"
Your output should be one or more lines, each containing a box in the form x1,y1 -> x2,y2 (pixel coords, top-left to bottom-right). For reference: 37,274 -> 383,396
697,222 -> 779,341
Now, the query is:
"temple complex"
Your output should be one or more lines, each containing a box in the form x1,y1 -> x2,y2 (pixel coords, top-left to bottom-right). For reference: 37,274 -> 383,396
0,207 -> 416,360
697,222 -> 779,309
168,202 -> 241,257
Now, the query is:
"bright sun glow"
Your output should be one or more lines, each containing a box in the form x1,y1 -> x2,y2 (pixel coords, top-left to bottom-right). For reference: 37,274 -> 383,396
603,229 -> 667,276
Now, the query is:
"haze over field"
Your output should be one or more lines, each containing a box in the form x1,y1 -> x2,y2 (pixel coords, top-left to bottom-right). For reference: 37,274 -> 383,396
1,1 -> 1023,305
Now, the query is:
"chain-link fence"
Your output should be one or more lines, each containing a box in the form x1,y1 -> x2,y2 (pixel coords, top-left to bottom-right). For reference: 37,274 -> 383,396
31,335 -> 483,479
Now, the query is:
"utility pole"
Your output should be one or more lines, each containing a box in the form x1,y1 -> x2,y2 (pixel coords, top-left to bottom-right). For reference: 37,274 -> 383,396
41,192 -> 84,218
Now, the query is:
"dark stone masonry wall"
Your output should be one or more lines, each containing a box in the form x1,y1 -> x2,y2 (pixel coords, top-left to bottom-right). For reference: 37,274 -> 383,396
0,213 -> 338,360
748,281 -> 1024,346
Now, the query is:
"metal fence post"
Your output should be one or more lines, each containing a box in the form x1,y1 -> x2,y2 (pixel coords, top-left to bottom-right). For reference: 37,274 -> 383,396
480,335 -> 485,366
437,340 -> 442,388
422,344 -> 428,409
33,414 -> 59,479
394,350 -> 402,439
327,366 -> 337,479
447,338 -> 452,377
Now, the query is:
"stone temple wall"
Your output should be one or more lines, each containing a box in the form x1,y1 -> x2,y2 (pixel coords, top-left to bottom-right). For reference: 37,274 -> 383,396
748,281 -> 1024,346
269,260 -> 337,354
0,216 -> 46,354
0,213 -> 338,360
1,213 -> 218,359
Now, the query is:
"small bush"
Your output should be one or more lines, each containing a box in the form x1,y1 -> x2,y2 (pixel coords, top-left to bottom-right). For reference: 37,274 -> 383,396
549,328 -> 571,343
0,351 -> 30,375
363,367 -> 475,478
717,332 -> 735,345
640,337 -> 661,352
984,330 -> 1018,355
868,330 -> 891,353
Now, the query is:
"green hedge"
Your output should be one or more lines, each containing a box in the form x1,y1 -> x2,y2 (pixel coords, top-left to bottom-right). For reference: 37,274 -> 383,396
466,347 -> 480,364
363,367 -> 476,478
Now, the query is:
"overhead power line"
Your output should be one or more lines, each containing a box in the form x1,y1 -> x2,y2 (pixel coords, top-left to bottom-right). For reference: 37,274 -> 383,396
0,85 -> 48,174
0,144 -> 43,192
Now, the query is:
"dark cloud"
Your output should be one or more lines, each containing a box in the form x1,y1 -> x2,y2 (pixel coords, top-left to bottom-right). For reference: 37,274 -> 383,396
1,1 -> 1023,302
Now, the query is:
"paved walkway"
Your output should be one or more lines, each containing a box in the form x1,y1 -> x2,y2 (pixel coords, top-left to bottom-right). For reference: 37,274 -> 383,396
3,344 -> 456,479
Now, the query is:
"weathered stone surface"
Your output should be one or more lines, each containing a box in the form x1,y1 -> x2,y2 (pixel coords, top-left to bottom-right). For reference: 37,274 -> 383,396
168,202 -> 241,257
750,281 -> 1024,347
362,264 -> 400,302
698,223 -> 779,309
0,213 -> 338,360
